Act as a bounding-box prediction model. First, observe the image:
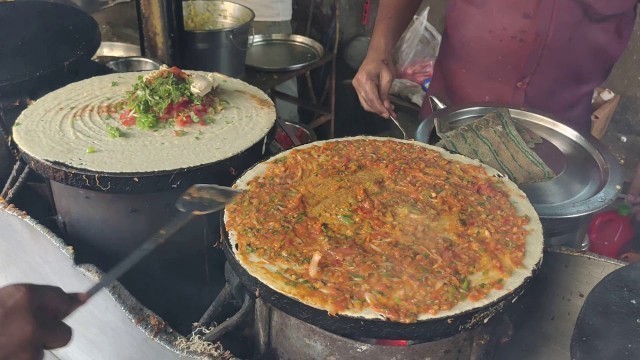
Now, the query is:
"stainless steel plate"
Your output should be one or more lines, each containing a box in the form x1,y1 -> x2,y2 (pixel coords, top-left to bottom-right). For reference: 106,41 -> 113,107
246,34 -> 324,71
92,41 -> 141,59
416,106 -> 623,218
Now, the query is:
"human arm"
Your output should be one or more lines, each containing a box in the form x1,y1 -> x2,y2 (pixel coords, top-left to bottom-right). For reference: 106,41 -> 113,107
352,0 -> 423,118
0,284 -> 84,360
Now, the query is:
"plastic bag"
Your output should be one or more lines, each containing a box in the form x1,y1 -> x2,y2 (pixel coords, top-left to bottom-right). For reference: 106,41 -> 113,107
394,6 -> 441,91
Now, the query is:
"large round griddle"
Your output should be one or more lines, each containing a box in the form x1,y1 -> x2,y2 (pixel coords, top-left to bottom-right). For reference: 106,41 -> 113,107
13,70 -> 277,194
20,133 -> 272,193
221,137 -> 544,340
571,262 -> 640,360
0,1 -> 100,96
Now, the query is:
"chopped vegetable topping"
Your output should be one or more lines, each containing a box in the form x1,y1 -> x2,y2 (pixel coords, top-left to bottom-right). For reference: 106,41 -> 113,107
120,66 -> 224,130
226,140 -> 531,323
107,125 -> 122,138
111,81 -> 119,87
86,146 -> 96,154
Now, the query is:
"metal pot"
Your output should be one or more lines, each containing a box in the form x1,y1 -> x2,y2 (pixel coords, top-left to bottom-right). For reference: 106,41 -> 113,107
179,1 -> 254,78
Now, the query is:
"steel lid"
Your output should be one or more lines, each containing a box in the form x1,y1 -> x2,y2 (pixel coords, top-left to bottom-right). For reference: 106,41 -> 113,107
416,105 -> 623,219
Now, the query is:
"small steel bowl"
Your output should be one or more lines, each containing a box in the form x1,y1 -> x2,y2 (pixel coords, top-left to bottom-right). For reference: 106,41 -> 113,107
105,57 -> 162,73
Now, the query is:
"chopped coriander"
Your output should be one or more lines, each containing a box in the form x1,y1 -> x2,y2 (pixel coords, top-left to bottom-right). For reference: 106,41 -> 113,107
86,146 -> 96,154
111,81 -> 119,87
461,278 -> 470,291
220,99 -> 230,106
195,136 -> 201,140
350,273 -> 364,280
107,126 -> 122,138
126,70 -> 198,129
339,214 -> 355,225
13,122 -> 20,127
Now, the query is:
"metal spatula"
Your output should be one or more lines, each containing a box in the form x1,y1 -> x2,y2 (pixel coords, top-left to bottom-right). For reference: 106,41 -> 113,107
389,115 -> 409,140
80,184 -> 243,302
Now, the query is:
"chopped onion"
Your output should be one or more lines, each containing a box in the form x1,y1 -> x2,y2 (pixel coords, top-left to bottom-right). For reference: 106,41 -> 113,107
309,251 -> 322,278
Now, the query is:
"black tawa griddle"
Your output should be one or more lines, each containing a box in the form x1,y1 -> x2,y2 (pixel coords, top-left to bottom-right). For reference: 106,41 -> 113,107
571,262 -> 640,360
0,1 -> 100,97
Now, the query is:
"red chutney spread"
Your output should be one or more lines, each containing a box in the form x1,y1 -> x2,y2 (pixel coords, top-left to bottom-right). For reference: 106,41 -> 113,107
225,139 -> 531,323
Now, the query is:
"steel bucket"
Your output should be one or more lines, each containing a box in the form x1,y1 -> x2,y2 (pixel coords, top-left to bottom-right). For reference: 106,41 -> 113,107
180,1 -> 254,78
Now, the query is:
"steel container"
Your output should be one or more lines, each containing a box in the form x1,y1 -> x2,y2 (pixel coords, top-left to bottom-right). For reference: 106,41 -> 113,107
179,1 -> 254,78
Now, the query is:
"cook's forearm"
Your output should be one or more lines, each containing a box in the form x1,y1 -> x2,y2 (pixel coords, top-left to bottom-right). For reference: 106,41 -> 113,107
367,0 -> 423,57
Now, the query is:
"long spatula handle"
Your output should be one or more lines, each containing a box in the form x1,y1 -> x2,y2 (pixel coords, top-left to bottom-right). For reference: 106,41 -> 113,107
83,211 -> 195,300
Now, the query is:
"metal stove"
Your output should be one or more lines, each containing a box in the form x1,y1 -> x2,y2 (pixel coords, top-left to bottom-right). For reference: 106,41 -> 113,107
193,262 -> 506,360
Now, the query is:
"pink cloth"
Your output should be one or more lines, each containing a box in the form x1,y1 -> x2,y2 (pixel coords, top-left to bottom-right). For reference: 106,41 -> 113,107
425,0 -> 638,134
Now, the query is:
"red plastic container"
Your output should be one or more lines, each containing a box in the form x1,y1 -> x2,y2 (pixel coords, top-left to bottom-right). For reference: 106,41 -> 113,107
588,205 -> 635,258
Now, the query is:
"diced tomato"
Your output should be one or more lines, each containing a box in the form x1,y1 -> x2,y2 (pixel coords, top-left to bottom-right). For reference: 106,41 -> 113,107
119,110 -> 136,127
168,66 -> 189,79
192,105 -> 208,118
176,114 -> 194,127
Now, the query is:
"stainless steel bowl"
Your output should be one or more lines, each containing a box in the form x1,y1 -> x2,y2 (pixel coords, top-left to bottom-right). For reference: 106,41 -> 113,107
105,57 -> 162,72
93,41 -> 141,59
270,121 -> 317,154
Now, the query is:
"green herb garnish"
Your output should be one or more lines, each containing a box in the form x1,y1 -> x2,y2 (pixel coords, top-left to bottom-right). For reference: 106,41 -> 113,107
107,126 -> 122,138
86,146 -> 96,154
111,81 -> 119,87
125,70 -> 198,130
339,214 -> 355,225
461,278 -> 470,291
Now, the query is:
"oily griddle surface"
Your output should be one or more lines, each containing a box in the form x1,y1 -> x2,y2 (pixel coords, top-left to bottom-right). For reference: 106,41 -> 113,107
571,262 -> 640,359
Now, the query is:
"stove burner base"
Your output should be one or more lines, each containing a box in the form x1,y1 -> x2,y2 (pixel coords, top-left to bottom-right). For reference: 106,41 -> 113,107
256,300 -> 498,360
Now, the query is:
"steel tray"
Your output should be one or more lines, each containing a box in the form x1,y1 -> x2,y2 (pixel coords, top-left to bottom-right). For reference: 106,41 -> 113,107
245,34 -> 324,71
416,105 -> 623,218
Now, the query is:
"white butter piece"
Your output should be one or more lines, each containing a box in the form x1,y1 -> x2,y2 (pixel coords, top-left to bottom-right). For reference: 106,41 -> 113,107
190,74 -> 213,97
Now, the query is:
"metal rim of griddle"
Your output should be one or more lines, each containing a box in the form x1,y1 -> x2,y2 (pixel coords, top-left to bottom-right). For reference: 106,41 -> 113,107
0,1 -> 101,97
245,34 -> 325,72
220,217 -> 540,340
416,104 -> 623,219
19,126 -> 275,194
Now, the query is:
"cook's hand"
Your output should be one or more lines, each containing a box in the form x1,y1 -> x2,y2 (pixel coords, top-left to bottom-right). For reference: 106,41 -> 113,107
626,194 -> 640,221
353,54 -> 397,118
0,284 -> 84,360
